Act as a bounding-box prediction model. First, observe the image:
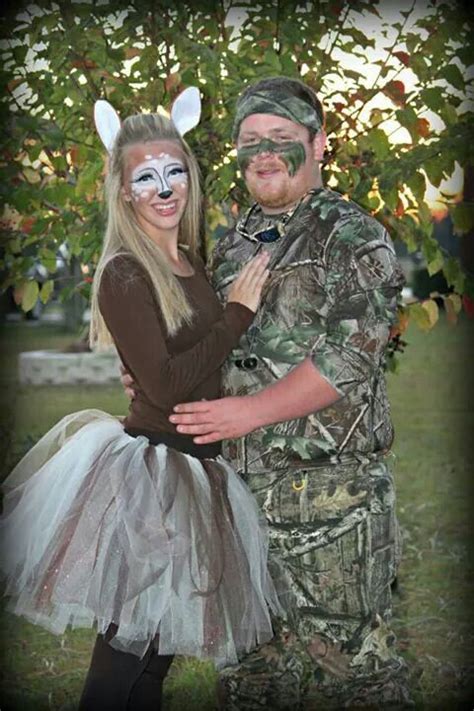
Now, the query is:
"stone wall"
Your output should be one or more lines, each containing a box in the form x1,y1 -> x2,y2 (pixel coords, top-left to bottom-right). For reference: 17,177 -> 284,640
18,349 -> 121,386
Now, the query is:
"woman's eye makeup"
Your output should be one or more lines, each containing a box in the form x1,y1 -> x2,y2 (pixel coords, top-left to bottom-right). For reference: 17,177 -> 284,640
168,167 -> 186,177
135,172 -> 155,183
128,156 -> 188,200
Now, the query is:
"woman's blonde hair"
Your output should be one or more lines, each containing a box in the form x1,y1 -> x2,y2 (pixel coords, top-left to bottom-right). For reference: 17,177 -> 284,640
89,112 -> 202,348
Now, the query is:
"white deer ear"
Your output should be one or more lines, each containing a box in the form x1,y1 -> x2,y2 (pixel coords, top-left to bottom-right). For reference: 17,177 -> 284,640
170,87 -> 201,136
94,100 -> 121,153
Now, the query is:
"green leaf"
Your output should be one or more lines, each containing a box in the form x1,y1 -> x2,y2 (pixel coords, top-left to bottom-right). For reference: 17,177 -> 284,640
424,158 -> 447,187
443,256 -> 465,293
264,50 -> 282,72
440,103 -> 458,127
20,281 -> 40,313
422,237 -> 444,276
419,87 -> 444,112
406,172 -> 427,202
440,64 -> 465,92
396,107 -> 418,131
451,203 -> 474,235
40,279 -> 54,304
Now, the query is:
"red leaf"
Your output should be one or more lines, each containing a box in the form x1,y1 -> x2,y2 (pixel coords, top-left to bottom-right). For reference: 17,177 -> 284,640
333,102 -> 346,112
462,294 -> 474,318
125,47 -> 141,60
164,72 -> 181,94
7,78 -> 23,92
416,118 -> 430,138
382,80 -> 406,107
395,199 -> 405,217
71,59 -> 97,69
329,2 -> 344,16
21,216 -> 36,234
393,51 -> 410,67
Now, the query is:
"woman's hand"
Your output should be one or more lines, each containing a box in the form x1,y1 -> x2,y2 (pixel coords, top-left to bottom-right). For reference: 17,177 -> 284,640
227,251 -> 270,313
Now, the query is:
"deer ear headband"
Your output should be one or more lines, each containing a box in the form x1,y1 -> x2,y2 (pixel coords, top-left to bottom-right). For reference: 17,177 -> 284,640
94,86 -> 201,153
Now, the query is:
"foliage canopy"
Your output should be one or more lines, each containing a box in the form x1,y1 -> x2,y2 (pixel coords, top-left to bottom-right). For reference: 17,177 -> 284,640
1,0 -> 473,332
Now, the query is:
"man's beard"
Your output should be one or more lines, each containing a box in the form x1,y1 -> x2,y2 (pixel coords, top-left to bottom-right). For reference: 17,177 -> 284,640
245,157 -> 308,212
248,181 -> 291,208
245,158 -> 299,210
246,173 -> 302,210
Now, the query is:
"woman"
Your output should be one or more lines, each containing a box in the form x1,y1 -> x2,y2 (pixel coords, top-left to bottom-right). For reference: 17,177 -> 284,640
0,108 -> 281,710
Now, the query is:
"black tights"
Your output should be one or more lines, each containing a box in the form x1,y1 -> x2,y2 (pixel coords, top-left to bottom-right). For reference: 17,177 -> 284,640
79,629 -> 174,711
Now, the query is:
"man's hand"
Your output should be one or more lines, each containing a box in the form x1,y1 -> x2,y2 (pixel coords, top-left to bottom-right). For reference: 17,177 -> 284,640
120,363 -> 136,400
170,358 -> 340,444
169,396 -> 257,444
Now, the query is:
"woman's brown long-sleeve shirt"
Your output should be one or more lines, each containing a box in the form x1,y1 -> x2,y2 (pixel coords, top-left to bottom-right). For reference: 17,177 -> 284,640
98,253 -> 254,436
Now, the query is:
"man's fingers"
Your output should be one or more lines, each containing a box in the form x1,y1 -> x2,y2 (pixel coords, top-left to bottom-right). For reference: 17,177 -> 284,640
176,423 -> 216,435
170,412 -> 214,426
173,401 -> 212,414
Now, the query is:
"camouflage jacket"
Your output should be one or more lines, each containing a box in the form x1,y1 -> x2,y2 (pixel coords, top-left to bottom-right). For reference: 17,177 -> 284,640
210,187 -> 405,475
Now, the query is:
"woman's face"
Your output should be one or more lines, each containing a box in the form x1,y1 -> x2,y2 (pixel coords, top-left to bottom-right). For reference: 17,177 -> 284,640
122,140 -> 189,239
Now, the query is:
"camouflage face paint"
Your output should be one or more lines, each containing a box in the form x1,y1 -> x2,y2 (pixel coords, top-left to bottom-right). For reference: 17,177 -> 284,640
237,138 -> 307,177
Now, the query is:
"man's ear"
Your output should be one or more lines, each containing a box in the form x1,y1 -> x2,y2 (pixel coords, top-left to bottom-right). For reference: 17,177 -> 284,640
312,130 -> 326,161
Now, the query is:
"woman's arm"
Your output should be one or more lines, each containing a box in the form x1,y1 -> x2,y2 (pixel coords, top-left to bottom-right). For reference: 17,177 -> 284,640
98,256 -> 255,411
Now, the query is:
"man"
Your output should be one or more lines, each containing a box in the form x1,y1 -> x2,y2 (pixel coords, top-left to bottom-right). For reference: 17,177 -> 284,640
127,77 -> 411,708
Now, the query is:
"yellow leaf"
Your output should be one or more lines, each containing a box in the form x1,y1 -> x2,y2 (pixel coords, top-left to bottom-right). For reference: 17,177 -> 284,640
446,292 -> 462,314
207,206 -> 228,230
409,299 -> 438,332
19,281 -> 40,312
22,167 -> 41,184
13,283 -> 26,306
444,293 -> 462,326
422,298 -> 439,329
40,280 -> 54,304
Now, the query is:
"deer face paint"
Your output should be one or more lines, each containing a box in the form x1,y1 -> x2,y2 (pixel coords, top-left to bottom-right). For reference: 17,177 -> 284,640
129,153 -> 188,201
123,141 -> 189,238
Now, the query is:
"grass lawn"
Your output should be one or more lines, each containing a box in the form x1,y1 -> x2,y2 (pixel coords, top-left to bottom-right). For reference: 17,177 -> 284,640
0,314 -> 473,710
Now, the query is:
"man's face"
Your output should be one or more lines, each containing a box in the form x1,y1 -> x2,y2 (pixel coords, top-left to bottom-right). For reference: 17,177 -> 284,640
236,113 -> 325,214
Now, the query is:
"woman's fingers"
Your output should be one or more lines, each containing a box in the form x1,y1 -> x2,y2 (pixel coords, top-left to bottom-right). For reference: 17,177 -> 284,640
236,252 -> 270,285
227,251 -> 270,311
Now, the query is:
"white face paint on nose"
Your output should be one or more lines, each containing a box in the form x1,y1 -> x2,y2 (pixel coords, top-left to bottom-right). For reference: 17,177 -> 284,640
129,153 -> 188,201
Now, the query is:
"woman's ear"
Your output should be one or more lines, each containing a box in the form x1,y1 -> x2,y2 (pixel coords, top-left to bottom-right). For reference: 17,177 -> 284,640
170,87 -> 201,136
121,186 -> 132,202
94,100 -> 121,153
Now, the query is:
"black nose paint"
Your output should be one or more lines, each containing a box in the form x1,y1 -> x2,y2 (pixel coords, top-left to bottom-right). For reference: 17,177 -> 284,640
159,189 -> 173,199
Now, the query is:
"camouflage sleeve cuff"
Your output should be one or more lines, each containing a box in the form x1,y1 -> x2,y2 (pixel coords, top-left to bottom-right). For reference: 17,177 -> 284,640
310,321 -> 392,396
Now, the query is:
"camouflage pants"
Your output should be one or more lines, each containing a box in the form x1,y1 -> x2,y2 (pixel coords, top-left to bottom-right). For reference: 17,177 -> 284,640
218,455 -> 412,709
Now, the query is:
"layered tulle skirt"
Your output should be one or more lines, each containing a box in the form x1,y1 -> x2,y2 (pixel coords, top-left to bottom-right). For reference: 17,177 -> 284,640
0,410 -> 282,667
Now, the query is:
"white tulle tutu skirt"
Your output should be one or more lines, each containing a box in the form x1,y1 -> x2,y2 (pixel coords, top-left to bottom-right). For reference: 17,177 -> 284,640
0,409 -> 282,667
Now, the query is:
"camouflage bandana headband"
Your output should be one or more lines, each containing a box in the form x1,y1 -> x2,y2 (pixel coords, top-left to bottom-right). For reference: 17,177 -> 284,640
232,89 -> 323,140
